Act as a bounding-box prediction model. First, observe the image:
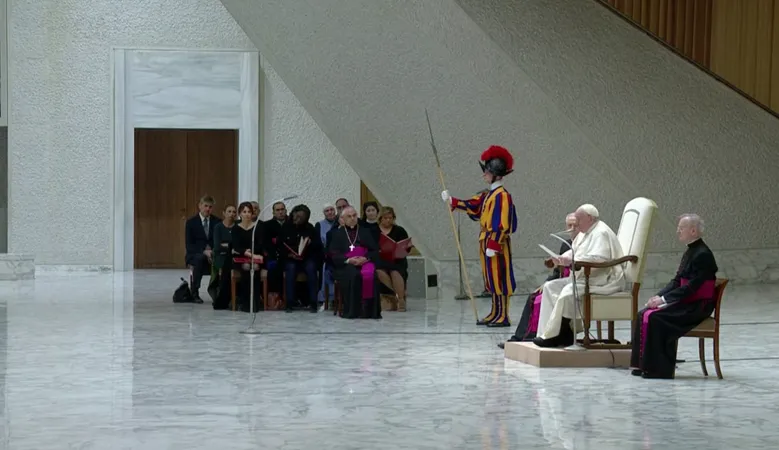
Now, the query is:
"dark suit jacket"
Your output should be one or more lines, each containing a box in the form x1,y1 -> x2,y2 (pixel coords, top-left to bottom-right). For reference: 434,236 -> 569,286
185,214 -> 221,264
262,218 -> 288,262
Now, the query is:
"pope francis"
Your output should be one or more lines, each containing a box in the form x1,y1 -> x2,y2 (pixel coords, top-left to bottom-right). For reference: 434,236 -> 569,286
533,204 -> 626,348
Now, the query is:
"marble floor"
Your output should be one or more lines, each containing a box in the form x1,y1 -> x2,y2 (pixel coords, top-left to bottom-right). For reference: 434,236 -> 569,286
0,271 -> 778,449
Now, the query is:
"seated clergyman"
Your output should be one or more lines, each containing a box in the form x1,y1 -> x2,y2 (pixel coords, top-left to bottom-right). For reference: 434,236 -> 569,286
498,213 -> 578,349
630,214 -> 718,379
533,204 -> 625,348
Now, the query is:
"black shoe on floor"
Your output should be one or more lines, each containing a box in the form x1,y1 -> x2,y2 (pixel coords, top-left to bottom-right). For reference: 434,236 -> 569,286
192,294 -> 204,304
497,342 -> 505,349
631,369 -> 643,377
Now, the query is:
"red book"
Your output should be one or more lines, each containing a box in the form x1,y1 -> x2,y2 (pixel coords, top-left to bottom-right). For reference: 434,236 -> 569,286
379,234 -> 412,261
284,237 -> 310,259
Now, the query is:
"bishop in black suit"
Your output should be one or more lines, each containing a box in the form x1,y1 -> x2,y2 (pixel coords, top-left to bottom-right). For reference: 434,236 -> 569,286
631,215 -> 718,379
329,206 -> 381,319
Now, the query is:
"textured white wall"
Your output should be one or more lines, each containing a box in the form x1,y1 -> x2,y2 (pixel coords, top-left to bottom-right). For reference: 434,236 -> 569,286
219,0 -> 779,265
260,56 -> 360,220
0,127 -> 7,253
7,0 -> 355,266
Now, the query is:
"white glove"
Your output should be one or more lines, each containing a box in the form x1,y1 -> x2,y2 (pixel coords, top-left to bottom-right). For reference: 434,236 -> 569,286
441,190 -> 451,203
485,249 -> 497,258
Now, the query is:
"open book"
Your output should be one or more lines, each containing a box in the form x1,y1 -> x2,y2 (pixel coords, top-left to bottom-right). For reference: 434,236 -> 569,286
284,237 -> 310,258
379,234 -> 413,260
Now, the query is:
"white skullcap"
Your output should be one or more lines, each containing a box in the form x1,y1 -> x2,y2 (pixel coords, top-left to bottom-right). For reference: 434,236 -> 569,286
577,204 -> 600,218
323,203 -> 335,210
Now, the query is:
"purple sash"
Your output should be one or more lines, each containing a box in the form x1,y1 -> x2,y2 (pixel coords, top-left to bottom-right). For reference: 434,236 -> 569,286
640,278 -> 716,363
528,292 -> 543,335
562,267 -> 571,278
346,246 -> 375,299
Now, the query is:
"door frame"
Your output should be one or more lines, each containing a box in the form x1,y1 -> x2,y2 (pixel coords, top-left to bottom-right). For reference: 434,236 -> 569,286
112,47 -> 259,271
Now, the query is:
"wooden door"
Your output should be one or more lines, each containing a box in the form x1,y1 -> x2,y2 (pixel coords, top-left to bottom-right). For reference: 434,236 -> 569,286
134,129 -> 238,269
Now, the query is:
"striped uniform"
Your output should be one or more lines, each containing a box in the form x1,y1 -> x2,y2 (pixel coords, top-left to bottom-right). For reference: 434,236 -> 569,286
451,185 -> 518,325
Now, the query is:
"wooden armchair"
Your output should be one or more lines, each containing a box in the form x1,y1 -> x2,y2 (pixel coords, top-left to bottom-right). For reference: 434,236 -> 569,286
575,197 -> 657,349
684,278 -> 728,379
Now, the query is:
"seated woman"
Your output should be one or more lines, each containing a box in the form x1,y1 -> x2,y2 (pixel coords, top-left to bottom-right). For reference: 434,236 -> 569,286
231,202 -> 264,313
280,204 -> 323,313
359,201 -> 381,242
210,204 -> 237,310
375,206 -> 413,312
330,206 -> 381,319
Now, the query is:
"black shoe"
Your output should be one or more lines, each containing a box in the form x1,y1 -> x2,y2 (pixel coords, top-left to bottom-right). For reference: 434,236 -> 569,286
497,342 -> 505,350
631,369 -> 643,377
533,336 -> 564,348
476,319 -> 490,326
192,294 -> 204,304
487,321 -> 511,328
309,304 -> 318,313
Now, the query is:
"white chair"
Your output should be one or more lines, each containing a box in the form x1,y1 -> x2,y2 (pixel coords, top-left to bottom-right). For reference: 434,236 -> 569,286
577,197 -> 657,349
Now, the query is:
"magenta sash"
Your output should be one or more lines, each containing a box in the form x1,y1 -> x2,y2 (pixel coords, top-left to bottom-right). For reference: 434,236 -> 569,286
528,292 -> 543,334
680,278 -> 716,303
346,246 -> 375,299
640,278 -> 716,363
562,267 -> 571,278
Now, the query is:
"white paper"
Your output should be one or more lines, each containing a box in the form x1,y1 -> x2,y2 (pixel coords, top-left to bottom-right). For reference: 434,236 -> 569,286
538,244 -> 560,259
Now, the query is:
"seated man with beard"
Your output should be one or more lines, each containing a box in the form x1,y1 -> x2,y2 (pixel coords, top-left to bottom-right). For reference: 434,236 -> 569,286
280,204 -> 324,312
498,213 -> 578,349
533,204 -> 625,348
329,206 -> 382,319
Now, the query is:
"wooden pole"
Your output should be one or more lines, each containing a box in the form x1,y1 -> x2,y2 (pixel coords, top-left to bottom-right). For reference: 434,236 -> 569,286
425,109 -> 480,322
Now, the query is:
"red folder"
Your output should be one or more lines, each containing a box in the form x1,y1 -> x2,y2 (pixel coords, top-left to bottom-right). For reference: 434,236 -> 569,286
379,234 -> 412,260
233,255 -> 263,264
284,237 -> 310,259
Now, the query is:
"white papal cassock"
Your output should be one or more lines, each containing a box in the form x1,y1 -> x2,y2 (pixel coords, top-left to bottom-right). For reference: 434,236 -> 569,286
538,220 -> 626,339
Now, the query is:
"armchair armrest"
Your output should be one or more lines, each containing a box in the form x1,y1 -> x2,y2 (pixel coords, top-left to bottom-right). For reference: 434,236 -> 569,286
574,255 -> 637,271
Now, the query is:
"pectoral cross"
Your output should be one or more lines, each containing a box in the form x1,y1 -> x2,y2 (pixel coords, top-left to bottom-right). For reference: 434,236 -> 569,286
349,245 -> 355,251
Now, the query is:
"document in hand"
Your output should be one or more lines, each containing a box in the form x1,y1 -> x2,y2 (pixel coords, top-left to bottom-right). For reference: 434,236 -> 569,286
538,244 -> 561,259
285,237 -> 309,258
379,234 -> 412,260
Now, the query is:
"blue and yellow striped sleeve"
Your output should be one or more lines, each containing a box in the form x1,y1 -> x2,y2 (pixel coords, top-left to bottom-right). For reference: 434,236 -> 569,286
451,193 -> 485,221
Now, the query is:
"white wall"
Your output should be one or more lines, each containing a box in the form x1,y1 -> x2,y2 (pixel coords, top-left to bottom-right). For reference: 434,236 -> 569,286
0,126 -> 7,253
7,0 -> 357,267
260,56 -> 360,221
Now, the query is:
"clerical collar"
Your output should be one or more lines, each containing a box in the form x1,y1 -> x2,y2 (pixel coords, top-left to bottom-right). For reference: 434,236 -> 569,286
489,180 -> 504,191
345,224 -> 358,230
686,238 -> 702,247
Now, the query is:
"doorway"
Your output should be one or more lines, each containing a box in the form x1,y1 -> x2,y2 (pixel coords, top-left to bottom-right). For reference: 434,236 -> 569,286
134,128 -> 238,269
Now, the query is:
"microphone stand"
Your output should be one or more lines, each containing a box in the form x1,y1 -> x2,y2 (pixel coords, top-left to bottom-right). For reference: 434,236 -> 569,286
549,232 -> 585,352
454,213 -> 468,300
240,194 -> 299,335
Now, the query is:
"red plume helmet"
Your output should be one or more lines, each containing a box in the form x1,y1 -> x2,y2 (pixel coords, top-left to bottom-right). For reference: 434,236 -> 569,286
479,145 -> 514,176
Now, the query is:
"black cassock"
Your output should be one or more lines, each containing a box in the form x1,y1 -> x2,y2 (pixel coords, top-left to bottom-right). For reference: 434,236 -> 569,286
630,239 -> 718,378
330,225 -> 382,319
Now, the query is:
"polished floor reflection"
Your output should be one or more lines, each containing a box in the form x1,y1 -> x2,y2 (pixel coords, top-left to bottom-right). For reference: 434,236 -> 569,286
0,270 -> 777,449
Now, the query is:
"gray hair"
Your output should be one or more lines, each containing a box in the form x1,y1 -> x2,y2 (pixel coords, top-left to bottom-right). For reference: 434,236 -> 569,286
577,204 -> 600,219
678,214 -> 705,234
565,213 -> 577,222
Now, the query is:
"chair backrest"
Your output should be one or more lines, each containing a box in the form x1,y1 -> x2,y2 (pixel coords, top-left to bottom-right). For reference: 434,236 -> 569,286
615,197 -> 657,283
713,278 -> 729,325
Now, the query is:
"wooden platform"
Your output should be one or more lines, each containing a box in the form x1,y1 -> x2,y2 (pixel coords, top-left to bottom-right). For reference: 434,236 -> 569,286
503,342 -> 631,368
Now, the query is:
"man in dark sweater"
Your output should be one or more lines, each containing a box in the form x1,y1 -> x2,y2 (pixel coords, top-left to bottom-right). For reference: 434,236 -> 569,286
262,201 -> 288,295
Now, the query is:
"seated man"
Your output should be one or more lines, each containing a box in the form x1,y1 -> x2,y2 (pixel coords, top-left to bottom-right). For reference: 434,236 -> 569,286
315,204 -> 338,306
263,201 -> 288,297
498,213 -> 578,349
184,195 -> 220,303
630,214 -> 718,379
533,204 -> 625,348
329,206 -> 381,319
280,204 -> 323,313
